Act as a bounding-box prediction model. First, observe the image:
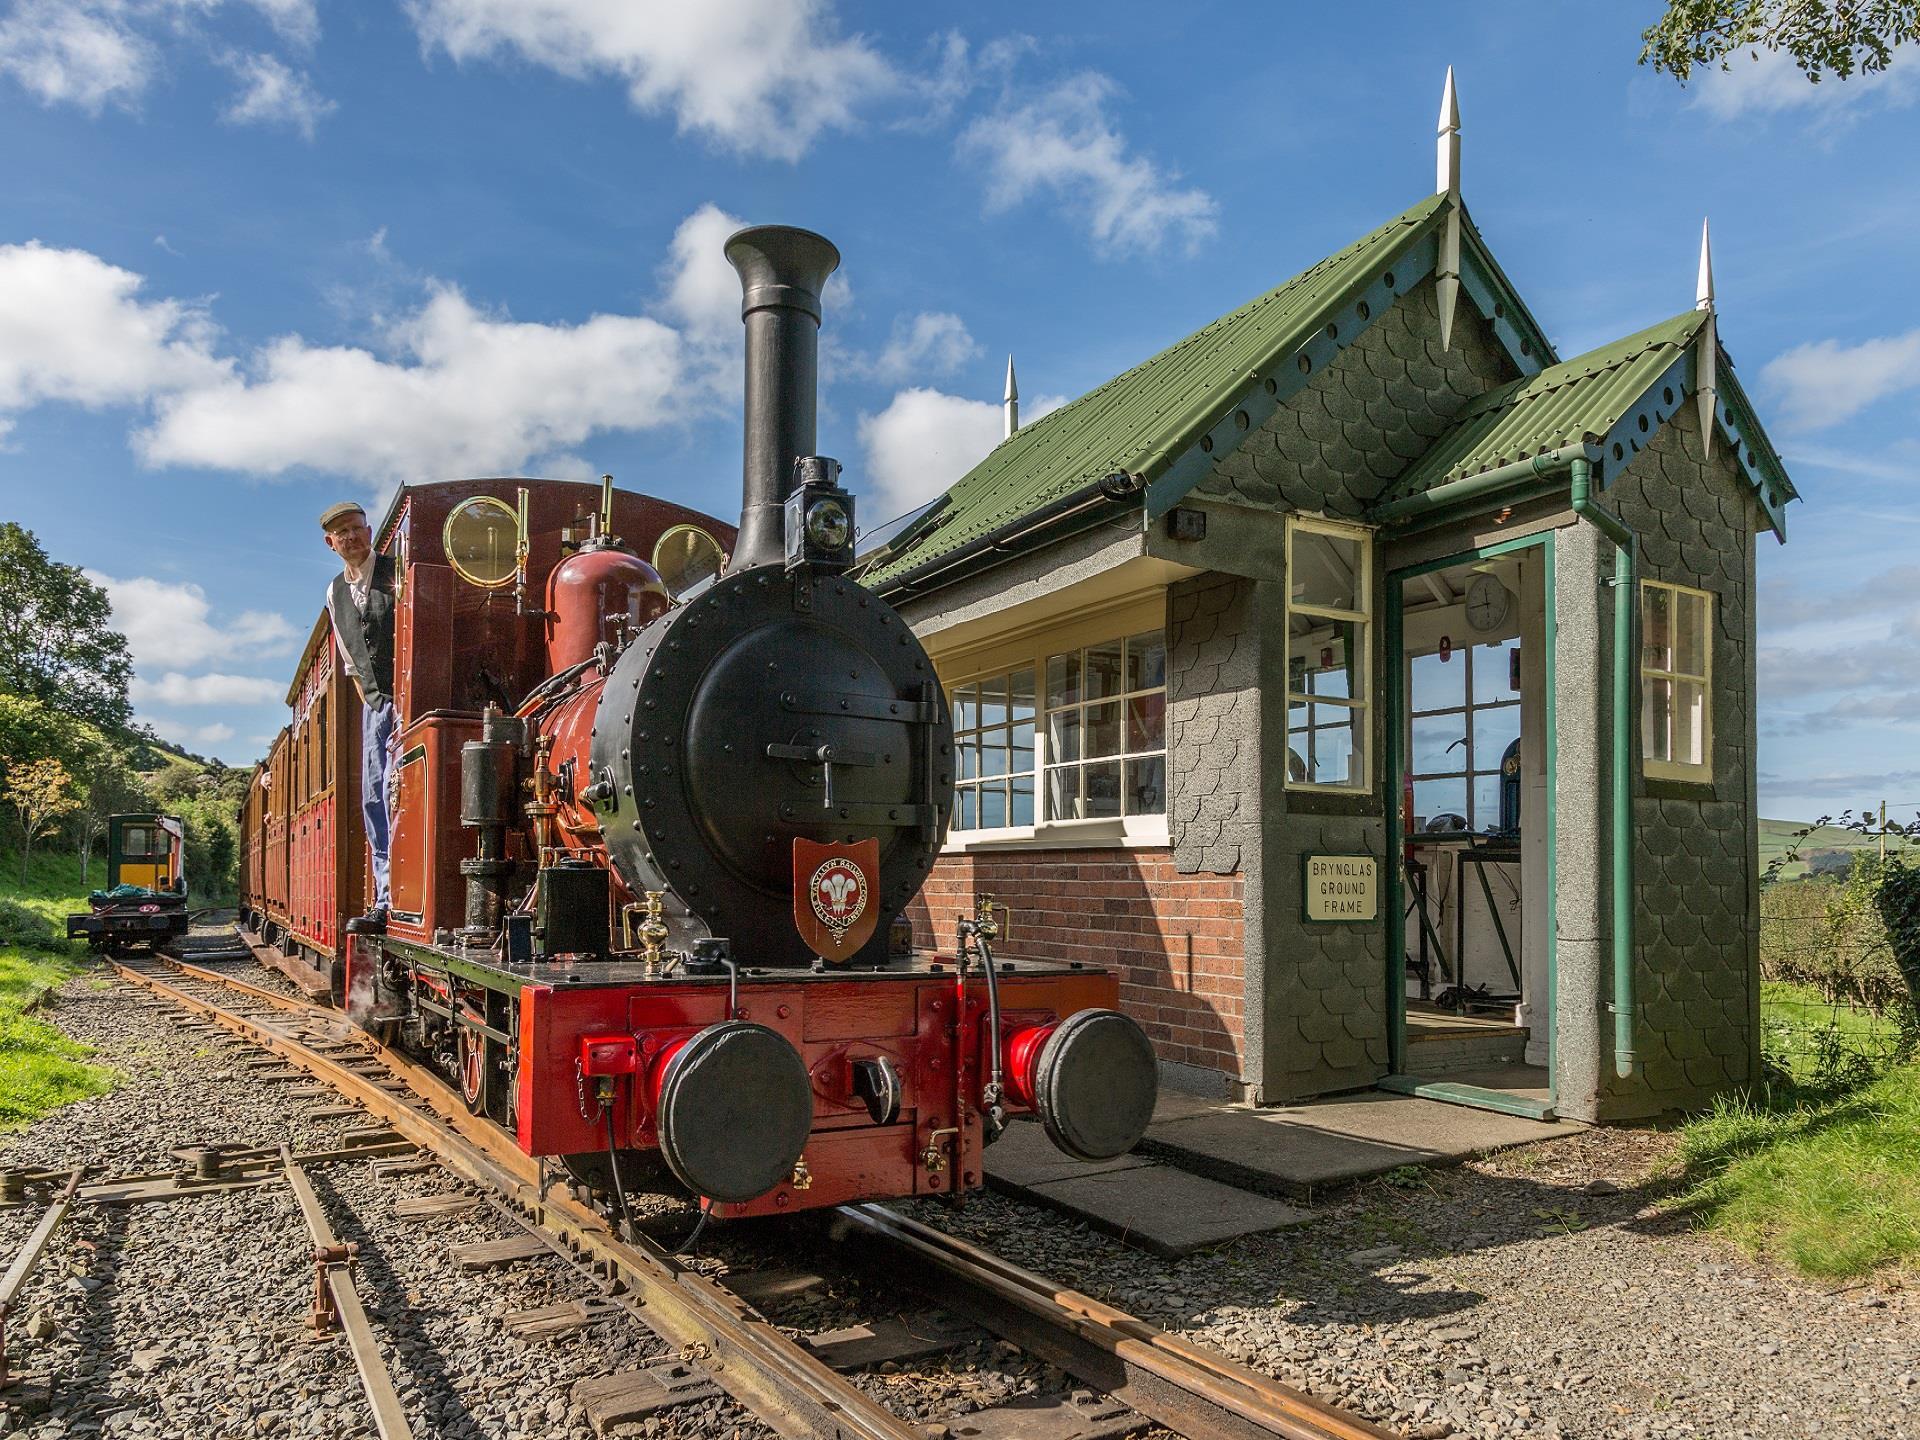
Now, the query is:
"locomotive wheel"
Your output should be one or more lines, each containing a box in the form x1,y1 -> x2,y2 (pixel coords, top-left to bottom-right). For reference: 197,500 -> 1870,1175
456,1026 -> 486,1114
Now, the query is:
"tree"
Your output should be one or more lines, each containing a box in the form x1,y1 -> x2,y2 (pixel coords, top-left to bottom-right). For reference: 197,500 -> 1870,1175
1643,0 -> 1919,81
5,756 -> 82,883
67,740 -> 151,884
0,522 -> 133,731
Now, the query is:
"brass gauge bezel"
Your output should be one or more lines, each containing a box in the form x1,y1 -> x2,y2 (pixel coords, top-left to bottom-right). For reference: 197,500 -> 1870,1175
651,523 -> 726,599
442,496 -> 520,588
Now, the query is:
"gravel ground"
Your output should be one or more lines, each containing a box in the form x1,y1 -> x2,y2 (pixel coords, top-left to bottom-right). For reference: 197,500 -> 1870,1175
9,941 -> 1914,1440
911,1126 -> 1917,1440
0,952 -> 768,1439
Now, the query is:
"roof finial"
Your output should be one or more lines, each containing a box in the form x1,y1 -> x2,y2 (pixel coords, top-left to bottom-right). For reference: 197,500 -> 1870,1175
1435,67 -> 1461,351
1437,65 -> 1460,196
1694,218 -> 1718,460
1696,217 -> 1715,311
1003,353 -> 1020,439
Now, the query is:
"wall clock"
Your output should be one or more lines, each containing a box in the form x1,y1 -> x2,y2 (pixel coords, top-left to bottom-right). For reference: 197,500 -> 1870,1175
1465,575 -> 1511,632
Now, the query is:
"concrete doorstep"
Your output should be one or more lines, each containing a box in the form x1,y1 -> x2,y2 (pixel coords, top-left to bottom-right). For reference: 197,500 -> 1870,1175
1139,1090 -> 1583,1198
985,1086 -> 1582,1252
982,1120 -> 1315,1258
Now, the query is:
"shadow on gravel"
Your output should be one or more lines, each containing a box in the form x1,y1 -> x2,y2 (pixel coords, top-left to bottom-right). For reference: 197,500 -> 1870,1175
1085,1144 -> 1699,1335
310,1169 -> 484,1438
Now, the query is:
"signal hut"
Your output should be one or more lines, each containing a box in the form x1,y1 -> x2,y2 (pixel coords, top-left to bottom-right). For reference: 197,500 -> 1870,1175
865,78 -> 1796,1123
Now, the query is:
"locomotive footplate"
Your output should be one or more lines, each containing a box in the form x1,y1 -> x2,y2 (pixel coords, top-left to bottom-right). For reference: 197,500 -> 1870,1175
367,933 -> 1102,994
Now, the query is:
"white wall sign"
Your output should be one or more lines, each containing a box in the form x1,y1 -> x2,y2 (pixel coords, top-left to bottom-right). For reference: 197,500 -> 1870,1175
1302,854 -> 1379,922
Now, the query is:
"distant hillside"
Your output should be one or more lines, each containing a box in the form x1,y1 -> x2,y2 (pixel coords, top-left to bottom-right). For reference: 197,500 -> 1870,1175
1760,817 -> 1915,880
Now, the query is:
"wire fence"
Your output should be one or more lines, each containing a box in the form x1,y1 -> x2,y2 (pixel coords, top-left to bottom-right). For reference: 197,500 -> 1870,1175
1758,877 -> 1918,1091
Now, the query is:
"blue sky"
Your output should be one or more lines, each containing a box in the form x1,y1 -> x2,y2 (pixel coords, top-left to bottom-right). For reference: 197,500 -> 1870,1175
1,1 -> 1915,821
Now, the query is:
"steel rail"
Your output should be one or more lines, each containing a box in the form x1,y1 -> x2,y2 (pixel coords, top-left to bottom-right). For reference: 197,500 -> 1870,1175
280,1144 -> 416,1440
134,947 -> 1405,1440
106,955 -> 920,1440
0,1169 -> 85,1387
837,1204 -> 1399,1440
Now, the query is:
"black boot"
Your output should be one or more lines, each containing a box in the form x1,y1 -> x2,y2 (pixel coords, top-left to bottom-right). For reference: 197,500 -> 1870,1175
346,907 -> 388,935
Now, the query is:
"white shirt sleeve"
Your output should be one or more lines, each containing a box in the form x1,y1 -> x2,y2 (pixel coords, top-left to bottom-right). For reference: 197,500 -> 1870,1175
325,583 -> 360,680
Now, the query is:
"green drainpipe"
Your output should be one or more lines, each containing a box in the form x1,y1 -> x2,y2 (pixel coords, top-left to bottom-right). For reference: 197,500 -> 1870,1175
1569,457 -> 1640,1081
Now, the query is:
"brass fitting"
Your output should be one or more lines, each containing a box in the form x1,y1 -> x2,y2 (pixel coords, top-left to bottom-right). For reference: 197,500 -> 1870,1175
637,891 -> 670,977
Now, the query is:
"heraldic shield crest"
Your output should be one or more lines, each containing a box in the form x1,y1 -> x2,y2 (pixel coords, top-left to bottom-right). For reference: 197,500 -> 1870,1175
792,837 -> 880,963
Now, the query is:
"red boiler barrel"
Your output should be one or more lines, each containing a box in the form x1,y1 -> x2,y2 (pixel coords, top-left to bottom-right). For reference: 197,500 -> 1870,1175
546,544 -> 671,673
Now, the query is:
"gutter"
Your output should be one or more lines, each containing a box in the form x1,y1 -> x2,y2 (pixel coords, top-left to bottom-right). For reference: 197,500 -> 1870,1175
1375,447 -> 1640,1083
865,472 -> 1144,599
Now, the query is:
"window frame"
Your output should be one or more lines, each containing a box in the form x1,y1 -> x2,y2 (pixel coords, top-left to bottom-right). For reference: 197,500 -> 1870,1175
1284,514 -> 1375,795
933,594 -> 1170,852
1640,578 -> 1714,783
1405,639 -> 1522,832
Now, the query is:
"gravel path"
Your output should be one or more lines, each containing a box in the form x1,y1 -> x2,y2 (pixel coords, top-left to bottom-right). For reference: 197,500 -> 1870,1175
911,1126 -> 1916,1439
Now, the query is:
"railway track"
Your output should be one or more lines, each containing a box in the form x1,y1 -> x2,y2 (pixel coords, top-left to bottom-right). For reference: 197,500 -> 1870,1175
7,932 -> 1399,1440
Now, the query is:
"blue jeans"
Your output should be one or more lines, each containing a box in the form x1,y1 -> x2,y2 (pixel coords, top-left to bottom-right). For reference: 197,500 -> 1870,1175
362,697 -> 395,910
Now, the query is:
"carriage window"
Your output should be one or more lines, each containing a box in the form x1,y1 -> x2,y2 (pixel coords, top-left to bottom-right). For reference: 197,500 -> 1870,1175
121,825 -> 155,857
1642,580 -> 1712,781
1286,516 -> 1372,791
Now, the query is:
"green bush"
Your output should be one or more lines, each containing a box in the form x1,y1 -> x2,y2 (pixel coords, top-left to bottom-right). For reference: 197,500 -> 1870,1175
1762,872 -> 1910,1011
0,897 -> 66,957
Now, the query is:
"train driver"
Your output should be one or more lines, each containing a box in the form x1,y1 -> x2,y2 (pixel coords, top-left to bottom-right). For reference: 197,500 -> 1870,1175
319,501 -> 397,934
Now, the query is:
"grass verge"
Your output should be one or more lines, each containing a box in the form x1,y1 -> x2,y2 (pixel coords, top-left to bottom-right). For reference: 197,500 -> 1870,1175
1675,1062 -> 1920,1279
0,849 -> 117,1129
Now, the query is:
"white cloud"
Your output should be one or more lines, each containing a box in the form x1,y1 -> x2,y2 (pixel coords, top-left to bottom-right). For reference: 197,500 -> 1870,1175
3,203 -> 903,491
960,72 -> 1217,257
130,671 -> 285,706
1692,47 -> 1917,124
0,1 -> 148,113
0,242 -> 230,411
408,0 -> 896,162
243,0 -> 318,48
869,312 -> 979,383
1761,328 -> 1920,429
220,50 -> 334,138
186,721 -> 237,745
136,286 -> 683,486
89,572 -> 298,672
0,1 -> 326,115
857,385 -> 1063,521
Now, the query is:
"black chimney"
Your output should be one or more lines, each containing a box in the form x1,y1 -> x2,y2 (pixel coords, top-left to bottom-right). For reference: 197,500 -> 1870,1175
724,225 -> 841,573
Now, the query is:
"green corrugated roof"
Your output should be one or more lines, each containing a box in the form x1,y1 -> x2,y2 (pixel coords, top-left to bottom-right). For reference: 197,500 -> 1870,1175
1383,310 -> 1707,499
862,194 -> 1451,586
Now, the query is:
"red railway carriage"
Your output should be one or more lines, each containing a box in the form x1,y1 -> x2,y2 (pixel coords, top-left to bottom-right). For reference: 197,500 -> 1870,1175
237,223 -> 1158,1225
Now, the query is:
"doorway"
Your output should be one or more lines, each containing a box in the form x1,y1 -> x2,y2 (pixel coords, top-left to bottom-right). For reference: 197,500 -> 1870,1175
1384,533 -> 1556,1119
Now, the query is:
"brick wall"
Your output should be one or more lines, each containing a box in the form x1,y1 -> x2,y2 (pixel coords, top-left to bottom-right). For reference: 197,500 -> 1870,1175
906,847 -> 1247,1080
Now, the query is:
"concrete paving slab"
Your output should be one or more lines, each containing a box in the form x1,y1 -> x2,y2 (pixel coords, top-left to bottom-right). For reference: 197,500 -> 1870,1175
1142,1092 -> 1582,1195
1150,1091 -> 1223,1124
982,1119 -> 1156,1188
996,1162 -> 1315,1258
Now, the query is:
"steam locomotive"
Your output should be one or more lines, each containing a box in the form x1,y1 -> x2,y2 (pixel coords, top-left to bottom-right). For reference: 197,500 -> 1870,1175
239,225 -> 1157,1221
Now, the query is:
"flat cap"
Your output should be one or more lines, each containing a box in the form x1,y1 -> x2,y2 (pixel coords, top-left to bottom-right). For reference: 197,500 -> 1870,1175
319,501 -> 367,531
